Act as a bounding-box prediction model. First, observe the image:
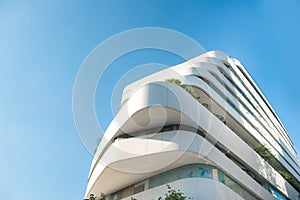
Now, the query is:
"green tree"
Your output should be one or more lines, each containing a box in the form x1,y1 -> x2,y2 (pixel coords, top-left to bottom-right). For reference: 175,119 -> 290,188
165,78 -> 181,85
84,194 -> 96,200
99,193 -> 106,200
158,185 -> 192,200
253,144 -> 274,163
278,170 -> 300,192
253,144 -> 300,192
165,78 -> 200,100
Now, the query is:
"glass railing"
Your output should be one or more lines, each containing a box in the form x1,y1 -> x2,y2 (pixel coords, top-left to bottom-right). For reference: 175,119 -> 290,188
106,164 -> 259,200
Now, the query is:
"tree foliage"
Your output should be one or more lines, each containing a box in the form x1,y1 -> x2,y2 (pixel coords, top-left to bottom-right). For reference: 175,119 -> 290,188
254,144 -> 300,192
84,194 -> 96,200
278,170 -> 300,192
165,78 -> 200,100
253,144 -> 274,162
165,78 -> 182,86
158,185 -> 192,200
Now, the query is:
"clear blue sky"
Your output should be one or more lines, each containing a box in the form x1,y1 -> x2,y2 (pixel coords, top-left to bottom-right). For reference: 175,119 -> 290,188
1,0 -> 300,199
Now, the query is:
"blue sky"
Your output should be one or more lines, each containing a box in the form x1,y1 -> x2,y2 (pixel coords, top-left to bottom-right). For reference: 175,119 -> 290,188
1,0 -> 300,199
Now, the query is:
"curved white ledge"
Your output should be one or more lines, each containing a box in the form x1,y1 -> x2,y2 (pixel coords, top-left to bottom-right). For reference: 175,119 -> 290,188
86,131 -> 276,200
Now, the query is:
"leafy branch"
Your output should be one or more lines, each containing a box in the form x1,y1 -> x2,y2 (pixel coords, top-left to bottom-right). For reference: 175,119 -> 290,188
165,79 -> 200,100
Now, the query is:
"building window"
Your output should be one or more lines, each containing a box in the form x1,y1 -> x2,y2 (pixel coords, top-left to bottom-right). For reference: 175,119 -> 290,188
134,181 -> 147,194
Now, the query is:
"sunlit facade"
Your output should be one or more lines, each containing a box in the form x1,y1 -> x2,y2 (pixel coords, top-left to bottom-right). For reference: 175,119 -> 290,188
85,51 -> 300,200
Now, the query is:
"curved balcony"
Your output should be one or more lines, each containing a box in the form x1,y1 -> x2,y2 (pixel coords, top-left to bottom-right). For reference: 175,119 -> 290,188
86,82 -> 297,199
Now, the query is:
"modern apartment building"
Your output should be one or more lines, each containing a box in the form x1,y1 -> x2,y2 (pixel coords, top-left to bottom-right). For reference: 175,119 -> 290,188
85,51 -> 300,200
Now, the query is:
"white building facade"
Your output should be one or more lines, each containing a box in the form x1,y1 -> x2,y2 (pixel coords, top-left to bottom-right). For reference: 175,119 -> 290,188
85,51 -> 300,200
